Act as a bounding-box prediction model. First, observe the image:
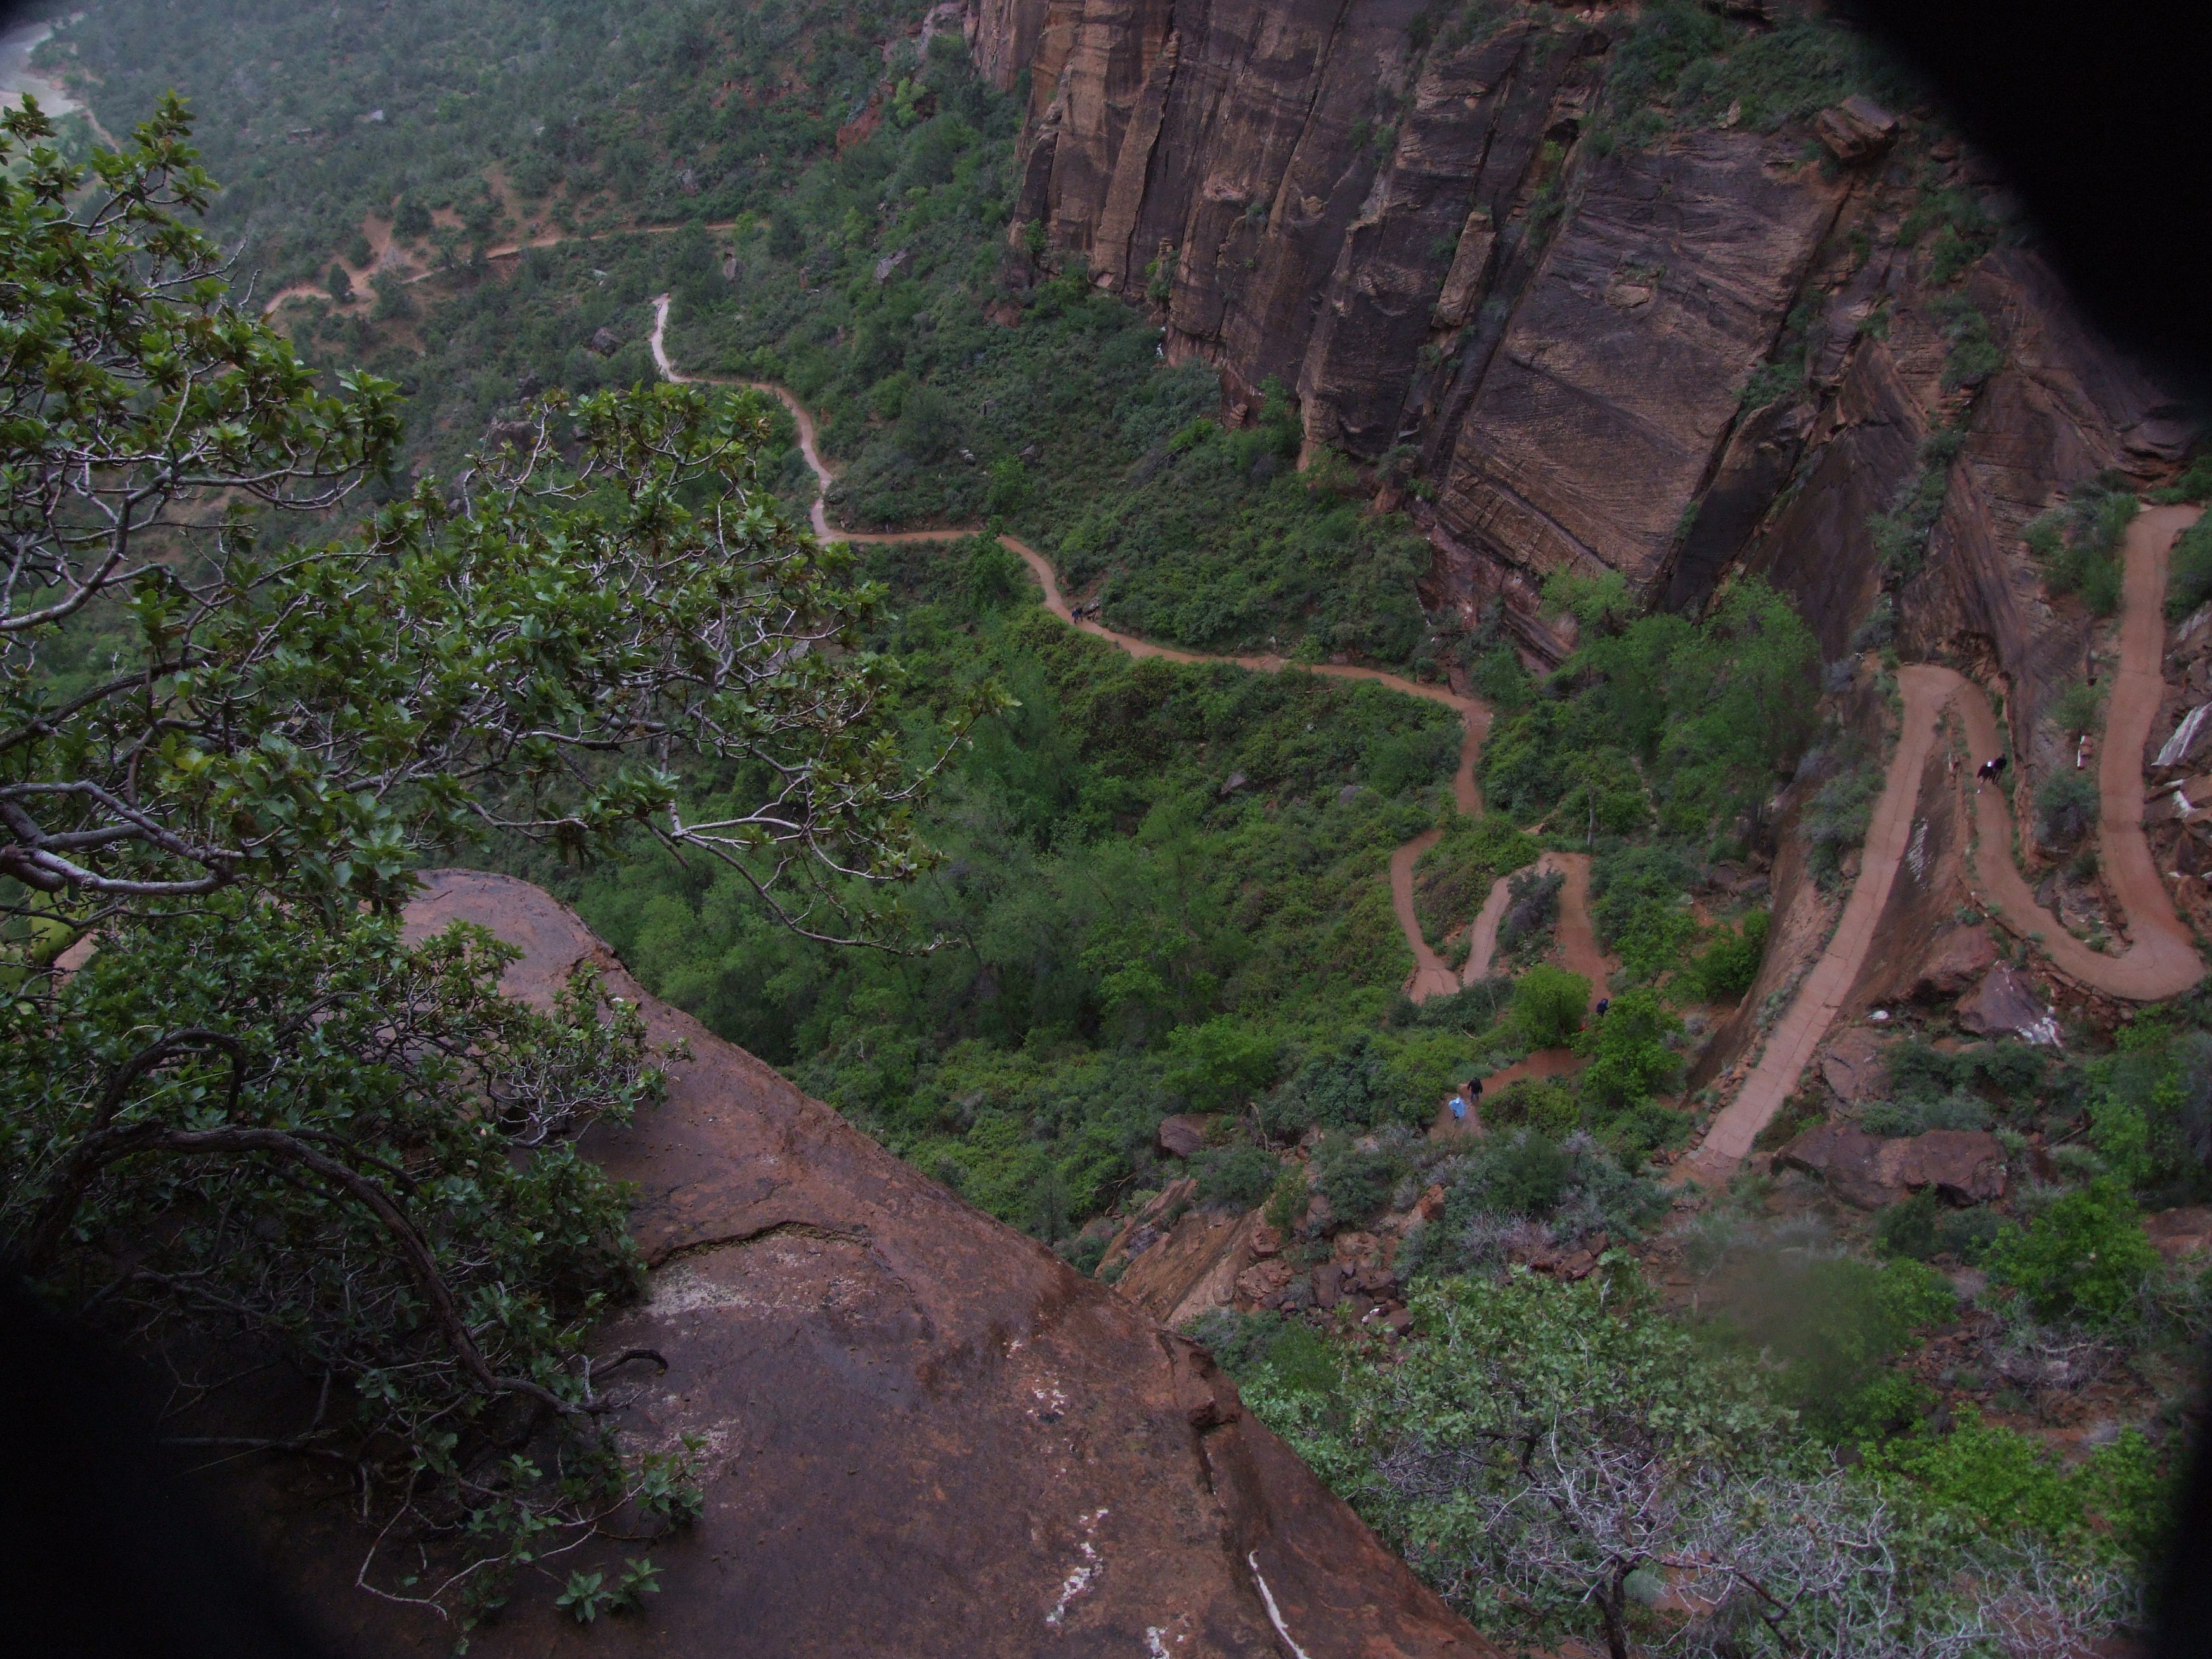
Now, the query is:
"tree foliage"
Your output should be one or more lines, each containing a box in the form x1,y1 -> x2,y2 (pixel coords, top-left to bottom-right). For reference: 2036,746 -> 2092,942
1,97 -> 965,1628
1240,1272 -> 2135,1659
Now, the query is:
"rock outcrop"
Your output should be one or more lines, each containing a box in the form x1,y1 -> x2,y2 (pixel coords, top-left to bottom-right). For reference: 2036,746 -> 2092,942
1776,1121 -> 2010,1207
968,0 -> 2192,725
222,872 -> 1493,1658
1956,963 -> 2062,1044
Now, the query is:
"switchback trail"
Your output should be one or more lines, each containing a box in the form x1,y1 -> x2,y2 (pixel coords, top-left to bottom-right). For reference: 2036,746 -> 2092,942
1689,505 -> 2207,1178
651,294 -> 1513,1004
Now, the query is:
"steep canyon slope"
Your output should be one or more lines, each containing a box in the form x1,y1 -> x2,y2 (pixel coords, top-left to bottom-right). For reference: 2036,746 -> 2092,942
229,872 -> 1492,1658
969,0 -> 2194,710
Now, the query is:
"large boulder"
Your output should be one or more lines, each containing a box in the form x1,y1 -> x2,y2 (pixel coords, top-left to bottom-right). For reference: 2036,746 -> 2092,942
1819,1026 -> 1894,1103
1776,1121 -> 2009,1208
1154,1112 -> 1209,1160
1956,965 -> 2062,1044
1914,923 -> 2000,999
1773,1121 -> 1894,1209
1888,1129 -> 2011,1206
216,873 -> 1492,1658
1813,96 -> 1901,166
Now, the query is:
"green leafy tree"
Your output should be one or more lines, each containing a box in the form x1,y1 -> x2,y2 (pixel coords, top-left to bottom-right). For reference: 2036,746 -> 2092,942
1242,1272 -> 2132,1658
1512,962 -> 1590,1048
1575,987 -> 1683,1109
0,98 -> 982,1628
1985,1178 -> 2161,1327
1162,1016 -> 1280,1112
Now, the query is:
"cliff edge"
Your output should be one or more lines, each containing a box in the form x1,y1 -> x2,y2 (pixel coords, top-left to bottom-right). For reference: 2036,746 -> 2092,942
223,869 -> 1491,1658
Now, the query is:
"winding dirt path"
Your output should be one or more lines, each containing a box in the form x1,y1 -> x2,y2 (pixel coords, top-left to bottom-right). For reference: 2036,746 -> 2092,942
1942,505 -> 2206,1001
1461,850 -> 1610,999
1687,505 -> 2207,1178
651,293 -> 1511,1003
264,218 -> 750,318
651,297 -> 2206,1178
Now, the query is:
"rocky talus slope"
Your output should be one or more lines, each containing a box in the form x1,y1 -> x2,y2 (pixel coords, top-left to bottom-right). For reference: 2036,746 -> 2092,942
966,0 -> 2194,702
227,871 -> 1491,1658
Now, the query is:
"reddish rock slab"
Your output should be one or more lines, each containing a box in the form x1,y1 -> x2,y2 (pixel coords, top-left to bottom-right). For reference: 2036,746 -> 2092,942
1114,1206 -> 1261,1329
1155,1111 -> 1210,1160
2145,1206 -> 2212,1263
1814,96 -> 1900,165
1956,964 -> 2063,1044
1886,1129 -> 2011,1206
1775,1121 -> 2009,1209
1915,923 -> 2000,999
232,873 -> 1493,1658
1819,1026 -> 1896,1103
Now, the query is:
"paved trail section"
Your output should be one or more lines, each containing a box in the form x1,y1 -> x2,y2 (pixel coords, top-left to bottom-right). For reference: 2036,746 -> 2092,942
1689,505 -> 2207,1177
1688,670 -> 1951,1174
651,294 -> 1507,1005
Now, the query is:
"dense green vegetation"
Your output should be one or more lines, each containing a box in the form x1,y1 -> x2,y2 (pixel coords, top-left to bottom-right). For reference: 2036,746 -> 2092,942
45,8 -> 1443,660
0,101 -> 953,1625
659,61 -> 1439,662
1482,576 -> 1818,845
1202,1263 -> 2158,1657
1589,0 -> 1917,153
50,0 -> 924,285
27,4 -> 2209,1651
559,538 -> 1469,1233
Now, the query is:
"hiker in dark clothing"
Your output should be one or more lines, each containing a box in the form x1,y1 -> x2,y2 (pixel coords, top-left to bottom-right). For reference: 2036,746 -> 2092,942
1976,754 -> 2007,793
1594,998 -> 1610,1017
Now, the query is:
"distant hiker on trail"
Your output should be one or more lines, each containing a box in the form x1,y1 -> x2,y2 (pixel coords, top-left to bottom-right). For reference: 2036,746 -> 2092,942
1976,755 -> 2007,793
1447,1093 -> 1468,1123
1594,998 -> 1610,1017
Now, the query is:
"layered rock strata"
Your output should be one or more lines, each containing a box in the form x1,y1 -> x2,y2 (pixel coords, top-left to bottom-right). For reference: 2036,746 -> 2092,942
969,0 -> 2194,724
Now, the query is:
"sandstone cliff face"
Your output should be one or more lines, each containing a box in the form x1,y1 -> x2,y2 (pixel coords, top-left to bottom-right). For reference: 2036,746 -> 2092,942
229,873 -> 1490,1658
970,0 -> 2194,711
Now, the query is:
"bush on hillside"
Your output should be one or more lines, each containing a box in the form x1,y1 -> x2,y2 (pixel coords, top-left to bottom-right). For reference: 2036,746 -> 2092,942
1512,963 -> 1590,1049
1986,1178 -> 2161,1327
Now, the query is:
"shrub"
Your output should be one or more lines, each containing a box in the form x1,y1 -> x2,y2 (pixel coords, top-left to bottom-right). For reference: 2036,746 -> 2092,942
1590,843 -> 1701,980
1575,989 -> 1684,1109
1985,1178 -> 2161,1326
2151,453 -> 2212,505
1058,1230 -> 1110,1277
1195,1145 -> 1281,1209
1407,1130 -> 1667,1278
2170,512 -> 2212,618
1860,1092 -> 1993,1136
1713,1254 -> 1954,1441
2036,770 -> 2100,849
1512,963 -> 1590,1048
1482,1076 -> 1582,1140
1868,1409 -> 2170,1563
1686,908 -> 1769,1000
1263,1164 -> 1310,1231
2049,678 -> 2104,741
2031,479 -> 2138,618
1499,867 -> 1565,951
1314,1142 -> 1409,1230
1806,761 -> 1882,881
1163,1017 -> 1280,1112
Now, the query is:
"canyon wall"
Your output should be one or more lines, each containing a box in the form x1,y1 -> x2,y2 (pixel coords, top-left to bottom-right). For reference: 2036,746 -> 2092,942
966,0 -> 2194,743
